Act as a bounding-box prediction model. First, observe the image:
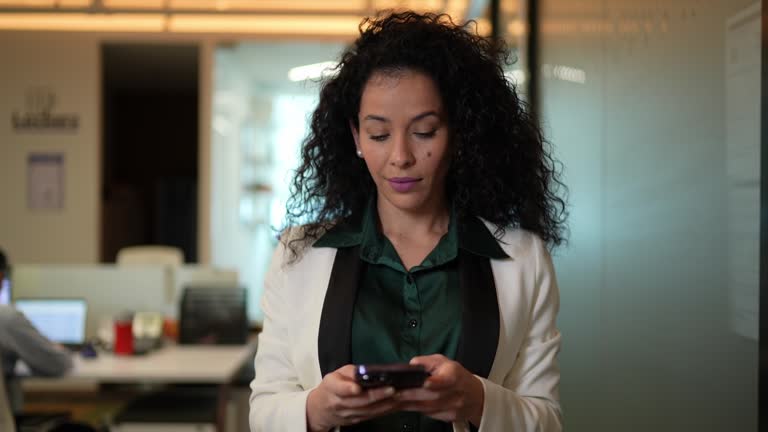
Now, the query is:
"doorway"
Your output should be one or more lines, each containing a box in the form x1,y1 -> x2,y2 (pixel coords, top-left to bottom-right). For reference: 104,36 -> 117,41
101,43 -> 199,263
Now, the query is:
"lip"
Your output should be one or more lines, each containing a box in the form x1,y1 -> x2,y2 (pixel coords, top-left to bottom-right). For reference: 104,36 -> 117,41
387,177 -> 421,193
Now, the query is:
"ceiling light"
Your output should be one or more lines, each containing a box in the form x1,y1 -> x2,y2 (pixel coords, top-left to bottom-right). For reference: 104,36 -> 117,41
287,61 -> 339,82
0,13 -> 165,31
168,14 -> 360,37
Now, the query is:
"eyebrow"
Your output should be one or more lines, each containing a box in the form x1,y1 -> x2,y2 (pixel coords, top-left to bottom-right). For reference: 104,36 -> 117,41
363,111 -> 440,124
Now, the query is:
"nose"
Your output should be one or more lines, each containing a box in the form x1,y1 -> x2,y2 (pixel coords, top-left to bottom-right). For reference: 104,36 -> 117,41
389,132 -> 415,169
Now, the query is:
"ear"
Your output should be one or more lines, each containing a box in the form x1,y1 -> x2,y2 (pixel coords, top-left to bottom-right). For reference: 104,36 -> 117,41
349,120 -> 360,151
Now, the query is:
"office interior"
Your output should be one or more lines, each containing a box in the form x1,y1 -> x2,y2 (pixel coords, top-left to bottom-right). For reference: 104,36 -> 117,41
0,0 -> 762,431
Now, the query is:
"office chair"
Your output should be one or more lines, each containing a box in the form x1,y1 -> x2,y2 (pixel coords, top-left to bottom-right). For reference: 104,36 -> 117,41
115,246 -> 184,266
179,286 -> 248,345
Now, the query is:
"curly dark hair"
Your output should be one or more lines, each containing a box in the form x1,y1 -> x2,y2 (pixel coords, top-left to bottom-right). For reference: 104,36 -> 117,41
284,10 -> 567,259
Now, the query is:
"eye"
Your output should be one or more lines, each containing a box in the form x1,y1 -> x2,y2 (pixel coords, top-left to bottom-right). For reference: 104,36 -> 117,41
414,130 -> 437,139
369,134 -> 389,142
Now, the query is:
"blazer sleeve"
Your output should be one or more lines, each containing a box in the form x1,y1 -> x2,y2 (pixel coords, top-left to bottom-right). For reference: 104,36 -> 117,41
249,241 -> 313,431
474,235 -> 563,432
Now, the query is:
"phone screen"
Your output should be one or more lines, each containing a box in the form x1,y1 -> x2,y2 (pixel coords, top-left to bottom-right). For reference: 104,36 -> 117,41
0,277 -> 10,305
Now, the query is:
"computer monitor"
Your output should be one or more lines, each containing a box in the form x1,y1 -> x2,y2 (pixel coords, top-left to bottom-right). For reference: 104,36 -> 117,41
0,276 -> 10,306
14,299 -> 87,345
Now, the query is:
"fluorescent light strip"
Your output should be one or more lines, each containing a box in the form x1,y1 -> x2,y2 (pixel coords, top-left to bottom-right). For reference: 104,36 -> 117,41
507,19 -> 526,37
288,61 -> 339,82
0,0 -> 53,6
169,0 -> 367,12
504,69 -> 526,85
57,0 -> 90,5
466,17 -> 490,36
0,13 -> 363,35
0,13 -> 165,31
168,14 -> 361,36
102,0 -> 367,11
373,0 -> 444,11
0,0 -> 91,5
101,0 -> 164,8
542,64 -> 587,84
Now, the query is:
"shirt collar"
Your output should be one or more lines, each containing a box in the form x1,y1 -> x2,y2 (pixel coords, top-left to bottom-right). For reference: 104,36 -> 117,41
313,198 -> 509,260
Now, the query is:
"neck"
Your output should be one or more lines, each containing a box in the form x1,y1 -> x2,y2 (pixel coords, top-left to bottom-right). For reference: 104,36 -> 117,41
376,194 -> 450,238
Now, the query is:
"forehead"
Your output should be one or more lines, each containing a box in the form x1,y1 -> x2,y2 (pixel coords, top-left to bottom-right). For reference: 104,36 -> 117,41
359,69 -> 443,117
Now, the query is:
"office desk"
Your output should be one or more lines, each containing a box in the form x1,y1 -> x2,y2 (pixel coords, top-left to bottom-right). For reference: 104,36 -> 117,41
72,344 -> 253,383
24,343 -> 257,432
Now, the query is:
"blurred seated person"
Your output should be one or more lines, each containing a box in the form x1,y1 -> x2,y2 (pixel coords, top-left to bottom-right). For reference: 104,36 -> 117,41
0,249 -> 73,413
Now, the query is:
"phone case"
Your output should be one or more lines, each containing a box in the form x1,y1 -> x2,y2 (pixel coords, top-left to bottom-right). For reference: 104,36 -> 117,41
355,364 -> 430,389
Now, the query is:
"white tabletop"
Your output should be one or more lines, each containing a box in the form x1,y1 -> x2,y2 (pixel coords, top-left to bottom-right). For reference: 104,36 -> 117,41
23,343 -> 256,385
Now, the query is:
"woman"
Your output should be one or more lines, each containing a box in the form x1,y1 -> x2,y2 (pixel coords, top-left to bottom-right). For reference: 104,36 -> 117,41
250,11 -> 566,432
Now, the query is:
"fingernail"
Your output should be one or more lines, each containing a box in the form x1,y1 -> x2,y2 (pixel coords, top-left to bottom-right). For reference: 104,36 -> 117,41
384,387 -> 395,396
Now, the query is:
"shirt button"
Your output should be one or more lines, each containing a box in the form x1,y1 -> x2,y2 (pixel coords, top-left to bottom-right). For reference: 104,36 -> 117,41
402,424 -> 414,432
406,274 -> 414,284
408,319 -> 418,328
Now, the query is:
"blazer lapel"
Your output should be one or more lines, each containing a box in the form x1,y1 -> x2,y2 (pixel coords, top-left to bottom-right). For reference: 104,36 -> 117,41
455,250 -> 500,380
317,246 -> 363,377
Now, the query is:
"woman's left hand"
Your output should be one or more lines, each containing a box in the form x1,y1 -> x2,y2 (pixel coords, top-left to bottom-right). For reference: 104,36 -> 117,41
396,354 -> 485,427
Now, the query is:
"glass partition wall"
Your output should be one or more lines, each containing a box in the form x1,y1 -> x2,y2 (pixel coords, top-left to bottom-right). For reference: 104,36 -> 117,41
533,0 -> 760,430
210,42 -> 345,322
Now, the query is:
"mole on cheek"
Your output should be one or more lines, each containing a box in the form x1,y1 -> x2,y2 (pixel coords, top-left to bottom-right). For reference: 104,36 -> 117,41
427,152 -> 432,157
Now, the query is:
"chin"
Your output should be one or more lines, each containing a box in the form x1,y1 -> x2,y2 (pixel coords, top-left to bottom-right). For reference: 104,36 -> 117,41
379,190 -> 433,212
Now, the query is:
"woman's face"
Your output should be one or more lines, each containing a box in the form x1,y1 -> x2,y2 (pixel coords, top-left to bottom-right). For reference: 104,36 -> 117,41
352,69 -> 452,215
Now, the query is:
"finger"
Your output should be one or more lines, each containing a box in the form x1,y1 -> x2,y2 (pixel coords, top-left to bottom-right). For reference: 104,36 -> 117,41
342,386 -> 396,408
398,395 -> 459,416
422,374 -> 455,390
396,388 -> 443,402
397,400 -> 445,414
336,398 -> 401,423
423,362 -> 460,389
336,364 -> 359,378
326,372 -> 362,397
422,410 -> 459,423
409,354 -> 447,371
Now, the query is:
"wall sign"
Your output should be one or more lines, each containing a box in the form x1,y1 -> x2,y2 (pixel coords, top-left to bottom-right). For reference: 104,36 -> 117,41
12,87 -> 79,132
28,153 -> 65,210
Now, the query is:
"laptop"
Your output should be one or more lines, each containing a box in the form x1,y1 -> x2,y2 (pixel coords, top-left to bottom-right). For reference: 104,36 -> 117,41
0,275 -> 10,306
14,299 -> 87,349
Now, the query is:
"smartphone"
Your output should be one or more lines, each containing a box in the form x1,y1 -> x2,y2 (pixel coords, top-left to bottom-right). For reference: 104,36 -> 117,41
355,364 -> 430,390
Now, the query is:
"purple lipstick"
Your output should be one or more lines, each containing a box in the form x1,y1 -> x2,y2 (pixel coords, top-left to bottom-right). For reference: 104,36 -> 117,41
388,177 -> 421,192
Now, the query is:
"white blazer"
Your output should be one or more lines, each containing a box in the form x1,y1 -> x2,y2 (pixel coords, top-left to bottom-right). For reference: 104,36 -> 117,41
249,224 -> 562,432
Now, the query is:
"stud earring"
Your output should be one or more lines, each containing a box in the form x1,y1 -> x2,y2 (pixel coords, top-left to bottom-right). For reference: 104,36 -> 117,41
356,149 -> 363,158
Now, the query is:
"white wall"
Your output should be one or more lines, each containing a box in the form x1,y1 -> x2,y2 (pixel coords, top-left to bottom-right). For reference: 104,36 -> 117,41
0,33 -> 101,263
0,31 -> 218,266
540,1 -> 760,430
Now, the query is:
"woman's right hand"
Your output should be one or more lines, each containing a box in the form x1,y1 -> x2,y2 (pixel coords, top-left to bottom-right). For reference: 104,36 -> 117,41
306,364 -> 399,431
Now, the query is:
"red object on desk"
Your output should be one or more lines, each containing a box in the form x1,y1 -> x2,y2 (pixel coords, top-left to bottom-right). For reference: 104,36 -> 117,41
114,319 -> 134,355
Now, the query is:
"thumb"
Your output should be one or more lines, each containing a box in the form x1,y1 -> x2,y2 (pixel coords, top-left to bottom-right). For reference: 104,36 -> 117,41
409,354 -> 447,372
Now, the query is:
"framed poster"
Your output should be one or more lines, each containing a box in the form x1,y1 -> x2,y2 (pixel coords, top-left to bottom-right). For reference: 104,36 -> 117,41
27,153 -> 64,210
